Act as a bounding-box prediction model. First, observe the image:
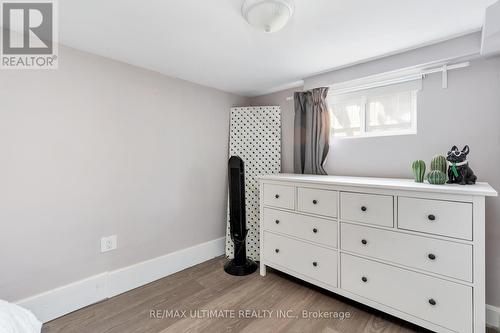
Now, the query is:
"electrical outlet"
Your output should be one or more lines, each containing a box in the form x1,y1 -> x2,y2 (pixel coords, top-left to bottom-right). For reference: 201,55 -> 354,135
101,235 -> 117,253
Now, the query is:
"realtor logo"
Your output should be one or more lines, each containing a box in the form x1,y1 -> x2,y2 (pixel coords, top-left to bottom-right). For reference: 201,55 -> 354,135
1,0 -> 58,69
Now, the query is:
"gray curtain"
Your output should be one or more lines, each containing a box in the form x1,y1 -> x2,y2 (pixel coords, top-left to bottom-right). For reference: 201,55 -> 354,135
293,87 -> 331,175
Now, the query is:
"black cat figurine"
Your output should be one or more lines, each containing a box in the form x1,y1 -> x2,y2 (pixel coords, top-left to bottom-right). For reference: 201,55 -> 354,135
446,145 -> 477,185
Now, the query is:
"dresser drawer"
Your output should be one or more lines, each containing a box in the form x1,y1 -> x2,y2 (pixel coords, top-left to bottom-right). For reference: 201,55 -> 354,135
263,208 -> 338,248
341,223 -> 472,281
340,192 -> 393,227
263,184 -> 295,210
341,254 -> 472,333
297,187 -> 338,218
398,197 -> 472,240
264,232 -> 338,287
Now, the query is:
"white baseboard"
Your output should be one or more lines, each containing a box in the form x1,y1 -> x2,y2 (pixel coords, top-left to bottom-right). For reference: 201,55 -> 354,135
16,237 -> 226,323
107,236 -> 225,297
16,273 -> 108,324
487,304 -> 500,329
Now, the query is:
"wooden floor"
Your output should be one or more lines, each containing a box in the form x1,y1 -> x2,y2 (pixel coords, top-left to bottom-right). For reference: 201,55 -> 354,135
42,256 -> 497,333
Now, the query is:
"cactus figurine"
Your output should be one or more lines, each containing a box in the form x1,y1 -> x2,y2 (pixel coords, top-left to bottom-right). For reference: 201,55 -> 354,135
412,160 -> 426,183
430,155 -> 447,174
428,170 -> 447,185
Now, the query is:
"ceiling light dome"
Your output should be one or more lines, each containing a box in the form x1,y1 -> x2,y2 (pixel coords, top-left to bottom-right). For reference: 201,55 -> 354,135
242,0 -> 294,33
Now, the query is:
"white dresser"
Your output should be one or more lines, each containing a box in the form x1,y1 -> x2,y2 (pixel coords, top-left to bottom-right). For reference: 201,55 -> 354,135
259,174 -> 497,333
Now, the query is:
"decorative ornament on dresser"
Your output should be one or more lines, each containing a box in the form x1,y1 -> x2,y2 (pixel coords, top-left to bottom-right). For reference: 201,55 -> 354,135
428,155 -> 447,185
430,155 -> 447,174
446,145 -> 477,185
411,160 -> 426,183
427,170 -> 447,185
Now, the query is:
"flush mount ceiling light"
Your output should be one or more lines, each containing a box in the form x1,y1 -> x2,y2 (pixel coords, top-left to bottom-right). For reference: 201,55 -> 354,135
242,0 -> 294,33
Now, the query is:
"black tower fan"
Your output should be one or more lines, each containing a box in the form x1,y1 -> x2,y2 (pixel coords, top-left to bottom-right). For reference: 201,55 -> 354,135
224,156 -> 258,276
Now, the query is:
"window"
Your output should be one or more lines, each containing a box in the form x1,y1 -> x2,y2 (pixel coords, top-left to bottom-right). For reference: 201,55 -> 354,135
328,80 -> 418,138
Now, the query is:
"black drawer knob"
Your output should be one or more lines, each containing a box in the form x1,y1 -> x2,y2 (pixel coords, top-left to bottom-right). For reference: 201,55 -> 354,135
361,276 -> 368,283
275,249 -> 280,253
361,206 -> 367,212
312,199 -> 318,205
313,228 -> 318,233
275,220 -> 280,224
428,253 -> 436,260
428,214 -> 436,221
275,194 -> 280,199
428,298 -> 437,306
312,261 -> 318,267
361,239 -> 368,245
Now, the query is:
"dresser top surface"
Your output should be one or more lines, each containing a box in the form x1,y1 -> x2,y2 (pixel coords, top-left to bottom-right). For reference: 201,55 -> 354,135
259,174 -> 498,197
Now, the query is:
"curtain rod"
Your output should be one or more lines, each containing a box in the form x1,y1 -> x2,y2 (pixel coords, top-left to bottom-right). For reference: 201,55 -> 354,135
284,61 -> 470,100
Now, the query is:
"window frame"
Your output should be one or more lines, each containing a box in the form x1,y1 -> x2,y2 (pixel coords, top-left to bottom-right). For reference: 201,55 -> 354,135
328,83 -> 418,139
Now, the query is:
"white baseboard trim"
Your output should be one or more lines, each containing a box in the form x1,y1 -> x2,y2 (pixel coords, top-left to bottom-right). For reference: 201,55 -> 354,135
16,273 -> 108,324
107,236 -> 225,297
16,237 -> 226,323
487,304 -> 500,329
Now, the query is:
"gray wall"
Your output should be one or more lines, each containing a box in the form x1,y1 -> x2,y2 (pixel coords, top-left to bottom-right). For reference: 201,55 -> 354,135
0,46 -> 247,301
250,57 -> 500,307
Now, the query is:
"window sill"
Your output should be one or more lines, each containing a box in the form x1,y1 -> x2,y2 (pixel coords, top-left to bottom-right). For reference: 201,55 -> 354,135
332,130 -> 417,140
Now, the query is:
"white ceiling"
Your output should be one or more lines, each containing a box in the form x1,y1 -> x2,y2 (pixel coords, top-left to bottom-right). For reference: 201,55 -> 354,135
59,0 -> 496,96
